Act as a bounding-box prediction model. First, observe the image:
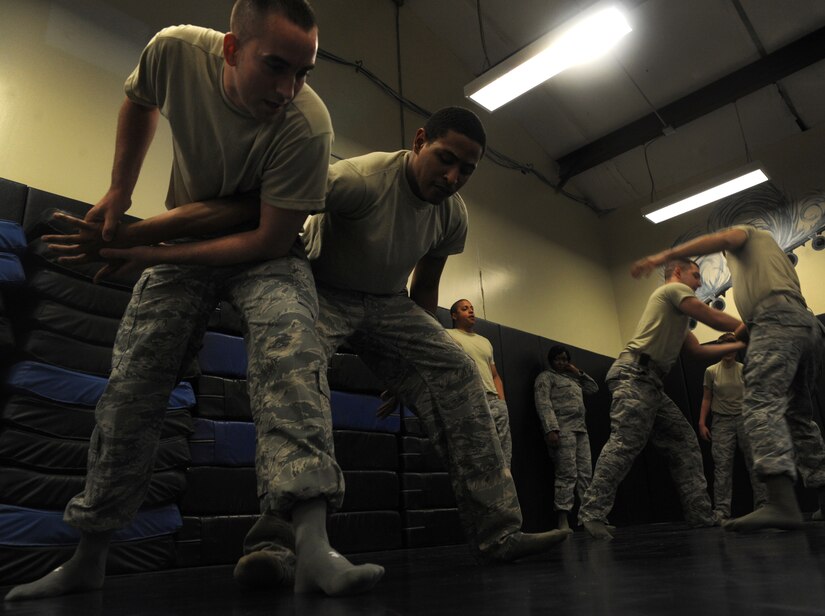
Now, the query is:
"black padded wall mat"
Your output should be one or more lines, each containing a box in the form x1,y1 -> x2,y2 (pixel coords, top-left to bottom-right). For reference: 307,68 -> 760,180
0,467 -> 186,510
23,298 -> 122,346
194,375 -> 252,421
20,329 -> 114,376
23,266 -> 132,318
0,178 -> 28,224
327,353 -> 384,394
333,430 -> 398,471
2,395 -> 192,440
403,509 -> 464,548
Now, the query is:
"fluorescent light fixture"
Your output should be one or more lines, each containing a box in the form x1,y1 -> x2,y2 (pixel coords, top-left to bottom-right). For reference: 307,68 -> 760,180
641,163 -> 769,224
465,2 -> 632,112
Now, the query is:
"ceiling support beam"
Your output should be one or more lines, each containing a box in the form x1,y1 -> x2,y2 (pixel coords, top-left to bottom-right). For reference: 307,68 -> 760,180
556,25 -> 825,186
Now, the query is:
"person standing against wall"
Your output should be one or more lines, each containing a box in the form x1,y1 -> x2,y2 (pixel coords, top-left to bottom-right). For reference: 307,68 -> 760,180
534,345 -> 599,531
446,298 -> 512,466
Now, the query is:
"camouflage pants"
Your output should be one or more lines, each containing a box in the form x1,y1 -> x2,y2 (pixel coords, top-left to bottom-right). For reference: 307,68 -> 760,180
315,286 -> 522,558
65,253 -> 343,534
580,360 -> 714,526
742,298 -> 825,485
710,413 -> 767,518
550,429 -> 592,515
487,394 -> 513,467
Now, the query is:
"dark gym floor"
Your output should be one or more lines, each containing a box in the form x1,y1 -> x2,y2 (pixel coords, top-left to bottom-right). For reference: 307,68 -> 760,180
3,521 -> 825,615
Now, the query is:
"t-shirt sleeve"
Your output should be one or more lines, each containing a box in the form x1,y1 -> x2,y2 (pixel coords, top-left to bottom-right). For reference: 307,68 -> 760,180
727,224 -> 754,254
428,195 -> 468,258
322,159 -> 368,215
703,367 -> 714,389
124,29 -> 169,108
261,131 -> 332,212
664,282 -> 697,308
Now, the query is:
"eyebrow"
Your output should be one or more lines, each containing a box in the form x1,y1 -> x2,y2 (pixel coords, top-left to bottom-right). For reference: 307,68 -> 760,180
262,53 -> 316,72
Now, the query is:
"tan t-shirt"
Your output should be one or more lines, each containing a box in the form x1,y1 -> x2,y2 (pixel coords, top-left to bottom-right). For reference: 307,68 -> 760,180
304,151 -> 467,294
703,360 -> 743,416
725,225 -> 804,322
446,329 -> 497,395
125,25 -> 332,211
624,282 -> 695,371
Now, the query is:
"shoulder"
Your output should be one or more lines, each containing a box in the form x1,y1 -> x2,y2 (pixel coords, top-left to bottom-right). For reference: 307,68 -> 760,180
287,84 -> 333,140
151,25 -> 223,56
659,282 -> 695,304
335,150 -> 405,176
443,192 -> 469,222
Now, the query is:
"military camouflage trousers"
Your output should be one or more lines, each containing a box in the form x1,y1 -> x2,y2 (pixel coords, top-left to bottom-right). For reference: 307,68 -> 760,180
487,394 -> 513,467
65,255 -> 343,533
315,286 -> 522,558
580,360 -> 714,526
742,300 -> 825,485
550,429 -> 592,516
709,413 -> 767,518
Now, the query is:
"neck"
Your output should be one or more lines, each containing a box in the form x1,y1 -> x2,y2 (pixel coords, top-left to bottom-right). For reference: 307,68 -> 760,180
404,152 -> 426,201
455,324 -> 474,333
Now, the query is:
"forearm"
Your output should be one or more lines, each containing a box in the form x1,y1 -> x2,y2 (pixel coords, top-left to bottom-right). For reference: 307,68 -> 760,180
700,310 -> 743,333
699,399 -> 711,428
534,383 -> 560,432
579,372 -> 598,395
115,195 -> 260,247
410,283 -> 438,315
493,374 -> 505,400
107,99 -> 160,203
689,341 -> 745,363
650,230 -> 745,265
126,227 -> 292,267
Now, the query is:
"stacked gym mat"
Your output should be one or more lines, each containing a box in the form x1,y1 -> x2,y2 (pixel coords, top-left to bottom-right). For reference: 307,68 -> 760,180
399,415 -> 463,548
0,178 -> 490,583
0,220 -> 25,368
0,187 -> 195,584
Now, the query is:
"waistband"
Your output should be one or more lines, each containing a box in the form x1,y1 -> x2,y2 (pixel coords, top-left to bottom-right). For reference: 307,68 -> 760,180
750,292 -> 810,325
616,351 -> 669,378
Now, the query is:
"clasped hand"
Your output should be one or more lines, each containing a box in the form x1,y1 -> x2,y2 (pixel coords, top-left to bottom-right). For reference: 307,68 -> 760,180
43,211 -> 146,283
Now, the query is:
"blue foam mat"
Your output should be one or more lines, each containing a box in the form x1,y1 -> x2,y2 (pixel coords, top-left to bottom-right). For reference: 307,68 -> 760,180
189,418 -> 255,466
198,331 -> 247,378
6,361 -> 196,409
0,253 -> 24,285
330,391 -> 414,433
0,220 -> 26,255
0,504 -> 182,546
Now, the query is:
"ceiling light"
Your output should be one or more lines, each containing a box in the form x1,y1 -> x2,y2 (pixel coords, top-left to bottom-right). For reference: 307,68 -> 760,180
465,2 -> 632,113
641,162 -> 769,224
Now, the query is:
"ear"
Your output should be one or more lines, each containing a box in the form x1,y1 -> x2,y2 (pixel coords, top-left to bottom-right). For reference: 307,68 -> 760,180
224,33 -> 240,66
412,128 -> 427,153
